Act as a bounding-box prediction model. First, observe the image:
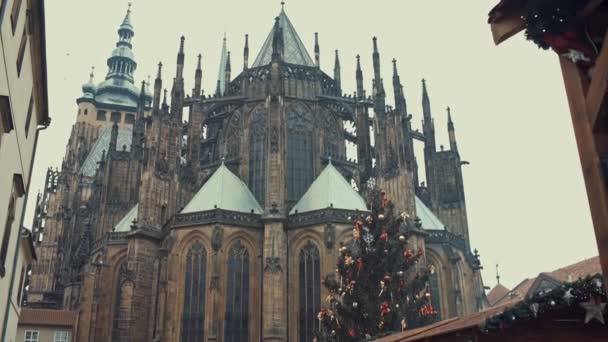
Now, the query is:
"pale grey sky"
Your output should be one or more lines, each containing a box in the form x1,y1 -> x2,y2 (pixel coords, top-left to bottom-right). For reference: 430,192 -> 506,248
27,0 -> 598,290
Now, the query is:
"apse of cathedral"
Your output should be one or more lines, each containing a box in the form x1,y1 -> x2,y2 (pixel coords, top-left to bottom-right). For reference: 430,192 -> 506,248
27,4 -> 486,341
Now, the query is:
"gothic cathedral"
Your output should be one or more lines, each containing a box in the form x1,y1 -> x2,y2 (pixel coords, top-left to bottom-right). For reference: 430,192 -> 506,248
27,4 -> 486,342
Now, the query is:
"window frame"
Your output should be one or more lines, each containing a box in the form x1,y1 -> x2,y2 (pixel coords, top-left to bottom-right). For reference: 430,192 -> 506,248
53,331 -> 69,342
24,91 -> 33,138
10,0 -> 22,35
224,240 -> 250,342
298,242 -> 321,342
180,241 -> 207,342
24,330 -> 39,342
16,25 -> 27,76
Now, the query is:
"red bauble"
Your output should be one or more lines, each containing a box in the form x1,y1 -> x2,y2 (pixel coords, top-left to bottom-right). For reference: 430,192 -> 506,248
348,328 -> 356,337
404,249 -> 414,260
383,275 -> 392,282
380,301 -> 391,316
380,230 -> 388,242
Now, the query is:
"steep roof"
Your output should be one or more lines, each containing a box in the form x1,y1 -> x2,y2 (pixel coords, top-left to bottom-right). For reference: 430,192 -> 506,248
182,163 -> 263,214
415,196 -> 445,230
19,309 -> 77,328
486,283 -> 510,306
114,204 -> 138,232
79,126 -> 132,177
290,162 -> 367,215
252,7 -> 315,67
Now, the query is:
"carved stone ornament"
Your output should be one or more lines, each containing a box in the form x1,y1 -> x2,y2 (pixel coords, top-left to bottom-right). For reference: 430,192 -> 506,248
211,224 -> 224,251
270,126 -> 279,153
324,223 -> 336,249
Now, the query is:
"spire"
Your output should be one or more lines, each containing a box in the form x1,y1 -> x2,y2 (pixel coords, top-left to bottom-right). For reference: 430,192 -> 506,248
271,17 -> 283,62
243,34 -> 249,71
422,79 -> 435,152
496,264 -> 501,285
153,62 -> 162,111
334,50 -> 341,96
371,37 -> 385,115
392,58 -> 407,115
356,54 -> 365,98
252,6 -> 314,67
162,89 -> 168,112
372,37 -> 381,83
224,51 -> 231,94
176,36 -> 185,79
82,66 -> 97,97
447,106 -> 458,152
216,35 -> 228,96
193,54 -> 202,98
105,3 -> 137,83
314,32 -> 320,67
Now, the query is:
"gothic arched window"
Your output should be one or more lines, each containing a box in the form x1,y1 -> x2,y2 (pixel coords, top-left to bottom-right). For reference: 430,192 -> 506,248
112,263 -> 132,342
429,265 -> 442,321
287,108 -> 313,204
249,110 -> 266,204
224,240 -> 250,342
298,242 -> 320,342
181,242 -> 207,342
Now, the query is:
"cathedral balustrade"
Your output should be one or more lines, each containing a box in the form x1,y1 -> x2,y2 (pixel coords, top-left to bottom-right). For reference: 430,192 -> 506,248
92,231 -> 129,252
287,208 -> 368,229
425,229 -> 481,270
173,208 -> 263,229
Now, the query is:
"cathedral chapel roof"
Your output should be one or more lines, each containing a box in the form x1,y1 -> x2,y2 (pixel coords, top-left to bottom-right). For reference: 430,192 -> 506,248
289,162 -> 368,215
114,204 -> 138,232
251,5 -> 315,67
79,126 -> 132,177
182,163 -> 263,215
415,196 -> 446,230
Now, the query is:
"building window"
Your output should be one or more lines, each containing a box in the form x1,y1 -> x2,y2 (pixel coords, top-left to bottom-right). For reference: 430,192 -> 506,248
112,263 -> 132,342
224,240 -> 249,342
97,110 -> 106,121
248,110 -> 266,204
0,95 -> 15,150
53,331 -> 69,342
25,92 -> 33,138
287,130 -> 313,203
111,112 -> 121,124
16,266 -> 25,305
429,266 -> 442,321
24,330 -> 39,342
10,0 -> 22,35
124,113 -> 135,125
298,242 -> 320,342
83,109 -> 88,115
0,181 -> 19,277
180,241 -> 207,342
17,26 -> 27,76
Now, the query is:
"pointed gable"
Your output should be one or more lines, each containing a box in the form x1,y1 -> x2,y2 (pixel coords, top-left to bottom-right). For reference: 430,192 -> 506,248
290,162 -> 367,215
182,164 -> 263,214
114,204 -> 138,232
252,8 -> 315,67
415,196 -> 445,230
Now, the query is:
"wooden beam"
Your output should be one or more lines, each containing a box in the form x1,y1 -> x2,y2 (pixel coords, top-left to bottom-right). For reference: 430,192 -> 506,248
490,14 -> 525,45
587,29 -> 608,129
560,56 -> 608,291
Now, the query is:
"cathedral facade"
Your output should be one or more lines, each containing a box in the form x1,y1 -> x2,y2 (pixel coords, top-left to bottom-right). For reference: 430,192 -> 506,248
27,5 -> 486,342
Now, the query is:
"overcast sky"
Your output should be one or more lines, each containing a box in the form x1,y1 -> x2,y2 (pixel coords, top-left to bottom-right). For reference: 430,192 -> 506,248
26,0 -> 598,290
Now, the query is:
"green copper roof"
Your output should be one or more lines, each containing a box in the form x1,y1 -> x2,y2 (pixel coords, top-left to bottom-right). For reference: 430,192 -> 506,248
415,196 -> 445,230
252,7 -> 315,67
79,127 -> 132,177
114,204 -> 138,232
290,162 -> 367,215
182,164 -> 263,214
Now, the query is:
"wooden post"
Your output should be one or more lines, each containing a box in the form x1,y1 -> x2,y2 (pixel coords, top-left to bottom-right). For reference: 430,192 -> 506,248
560,56 -> 608,290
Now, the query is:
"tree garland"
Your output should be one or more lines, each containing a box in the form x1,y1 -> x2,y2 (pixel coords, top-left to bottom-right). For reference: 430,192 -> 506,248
522,0 -> 598,68
481,275 -> 607,333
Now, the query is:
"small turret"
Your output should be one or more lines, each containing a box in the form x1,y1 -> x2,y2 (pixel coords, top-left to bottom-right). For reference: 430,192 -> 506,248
243,34 -> 249,71
271,17 -> 283,62
81,66 -> 97,99
216,35 -> 228,96
224,51 -> 231,94
314,32 -> 320,67
356,55 -> 365,99
392,58 -> 407,116
193,54 -> 202,98
447,106 -> 458,152
422,79 -> 435,153
153,62 -> 162,111
334,50 -> 341,96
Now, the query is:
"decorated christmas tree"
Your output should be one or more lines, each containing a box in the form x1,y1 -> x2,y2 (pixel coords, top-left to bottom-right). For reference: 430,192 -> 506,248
316,189 -> 438,341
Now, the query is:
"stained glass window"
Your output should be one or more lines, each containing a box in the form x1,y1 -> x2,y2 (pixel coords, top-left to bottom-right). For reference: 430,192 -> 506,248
298,242 -> 320,342
287,130 -> 313,203
181,242 -> 207,342
224,240 -> 250,342
112,263 -> 132,342
429,267 -> 441,321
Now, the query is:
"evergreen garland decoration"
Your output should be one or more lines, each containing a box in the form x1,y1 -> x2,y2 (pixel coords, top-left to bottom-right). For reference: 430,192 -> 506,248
523,0 -> 590,49
481,275 -> 607,333
316,189 -> 437,341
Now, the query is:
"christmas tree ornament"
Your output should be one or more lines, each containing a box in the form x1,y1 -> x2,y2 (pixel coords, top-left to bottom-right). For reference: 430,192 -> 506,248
363,232 -> 374,246
549,300 -> 556,307
563,288 -> 575,305
529,303 -> 539,318
378,214 -> 385,220
580,297 -> 607,325
399,235 -> 406,242
353,301 -> 359,308
401,318 -> 408,331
